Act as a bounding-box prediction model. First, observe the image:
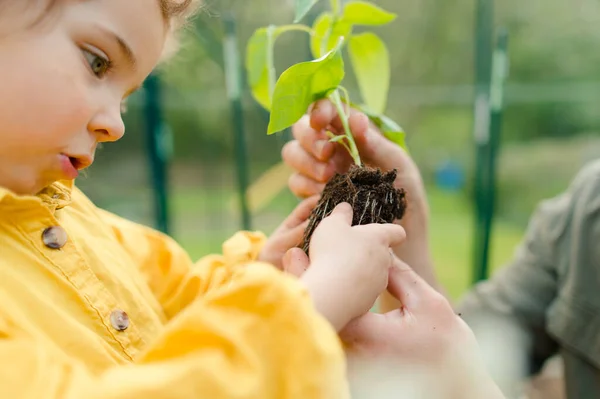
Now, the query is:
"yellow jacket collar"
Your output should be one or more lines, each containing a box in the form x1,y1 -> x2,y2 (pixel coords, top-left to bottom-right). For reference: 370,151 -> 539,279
0,180 -> 74,211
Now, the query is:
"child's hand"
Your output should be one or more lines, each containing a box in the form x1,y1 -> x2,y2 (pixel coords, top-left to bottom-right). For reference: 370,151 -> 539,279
257,196 -> 318,270
299,202 -> 406,331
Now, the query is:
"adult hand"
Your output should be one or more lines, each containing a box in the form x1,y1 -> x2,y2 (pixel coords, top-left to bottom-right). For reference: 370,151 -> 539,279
282,100 -> 442,299
282,250 -> 504,399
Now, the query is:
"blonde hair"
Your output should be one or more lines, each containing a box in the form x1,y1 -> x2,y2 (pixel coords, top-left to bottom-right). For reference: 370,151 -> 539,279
158,0 -> 204,60
0,0 -> 204,60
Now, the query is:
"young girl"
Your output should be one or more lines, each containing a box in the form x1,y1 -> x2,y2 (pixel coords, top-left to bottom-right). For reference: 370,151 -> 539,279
0,1 -> 406,397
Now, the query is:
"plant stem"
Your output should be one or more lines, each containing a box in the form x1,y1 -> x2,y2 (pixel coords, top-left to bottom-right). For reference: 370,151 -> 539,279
329,89 -> 361,166
338,85 -> 351,108
325,130 -> 353,156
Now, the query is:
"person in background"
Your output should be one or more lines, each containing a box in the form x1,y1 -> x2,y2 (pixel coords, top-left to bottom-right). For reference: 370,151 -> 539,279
285,99 -> 600,398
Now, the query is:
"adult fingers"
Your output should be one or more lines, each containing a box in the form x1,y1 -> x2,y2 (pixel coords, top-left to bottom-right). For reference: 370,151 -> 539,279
282,140 -> 336,183
386,257 -> 445,310
327,107 -> 370,136
352,118 -> 414,172
308,99 -> 336,131
338,312 -> 384,345
291,114 -> 336,162
288,173 -> 326,199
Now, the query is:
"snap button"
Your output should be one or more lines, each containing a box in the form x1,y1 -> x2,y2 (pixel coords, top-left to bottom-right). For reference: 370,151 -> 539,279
42,226 -> 68,249
110,309 -> 130,331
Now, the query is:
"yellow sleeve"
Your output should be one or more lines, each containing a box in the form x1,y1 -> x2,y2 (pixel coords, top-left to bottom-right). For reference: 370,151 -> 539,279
0,262 -> 349,398
97,208 -> 269,319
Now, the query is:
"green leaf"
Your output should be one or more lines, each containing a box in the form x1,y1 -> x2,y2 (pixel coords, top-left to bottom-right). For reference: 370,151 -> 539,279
348,32 -> 390,114
267,42 -> 345,135
341,1 -> 396,25
354,104 -> 408,151
382,130 -> 407,151
246,25 -> 313,111
310,12 -> 352,58
294,0 -> 321,23
245,27 -> 275,111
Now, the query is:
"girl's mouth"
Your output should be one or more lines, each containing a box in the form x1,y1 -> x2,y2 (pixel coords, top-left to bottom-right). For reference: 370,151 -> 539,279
59,154 -> 79,179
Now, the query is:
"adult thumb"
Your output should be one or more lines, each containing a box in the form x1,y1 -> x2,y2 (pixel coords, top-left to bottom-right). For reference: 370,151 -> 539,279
283,247 -> 310,278
339,312 -> 381,344
386,256 -> 438,309
351,113 -> 412,172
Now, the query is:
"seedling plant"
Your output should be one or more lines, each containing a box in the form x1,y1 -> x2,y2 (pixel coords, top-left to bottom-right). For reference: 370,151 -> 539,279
246,0 -> 408,252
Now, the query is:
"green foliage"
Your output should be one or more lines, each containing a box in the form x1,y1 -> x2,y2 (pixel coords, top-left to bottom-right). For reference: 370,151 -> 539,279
310,12 -> 352,58
246,0 -> 407,166
341,1 -> 396,25
245,28 -> 273,110
294,0 -> 321,23
355,103 -> 407,151
267,42 -> 345,134
348,32 -> 390,114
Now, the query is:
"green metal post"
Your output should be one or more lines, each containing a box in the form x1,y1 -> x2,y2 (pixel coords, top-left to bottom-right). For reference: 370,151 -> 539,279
472,0 -> 494,283
222,14 -> 252,230
143,73 -> 171,234
477,29 -> 509,282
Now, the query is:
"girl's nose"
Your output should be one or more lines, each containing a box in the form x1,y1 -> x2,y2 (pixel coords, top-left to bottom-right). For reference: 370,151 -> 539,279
88,106 -> 125,143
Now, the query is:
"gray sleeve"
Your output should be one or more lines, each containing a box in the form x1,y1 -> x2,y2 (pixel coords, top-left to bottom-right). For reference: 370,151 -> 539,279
457,173 -> 574,394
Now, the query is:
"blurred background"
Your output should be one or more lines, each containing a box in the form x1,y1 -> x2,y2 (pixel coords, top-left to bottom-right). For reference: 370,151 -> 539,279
76,0 -> 600,300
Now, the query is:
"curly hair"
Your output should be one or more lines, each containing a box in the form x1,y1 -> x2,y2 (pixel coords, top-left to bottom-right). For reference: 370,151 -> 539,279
159,0 -> 203,29
159,0 -> 204,59
0,0 -> 204,59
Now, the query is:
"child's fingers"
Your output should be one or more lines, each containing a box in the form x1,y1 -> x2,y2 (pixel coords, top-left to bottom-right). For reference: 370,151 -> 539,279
283,248 -> 310,278
281,196 -> 319,230
357,223 -> 406,247
278,220 -> 309,248
325,202 -> 353,225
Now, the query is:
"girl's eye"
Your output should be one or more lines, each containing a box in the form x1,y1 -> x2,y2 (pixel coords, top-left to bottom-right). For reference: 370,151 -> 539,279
82,49 -> 110,78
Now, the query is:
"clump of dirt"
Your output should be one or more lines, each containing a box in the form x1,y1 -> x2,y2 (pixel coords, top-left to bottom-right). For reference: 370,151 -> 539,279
300,165 -> 408,253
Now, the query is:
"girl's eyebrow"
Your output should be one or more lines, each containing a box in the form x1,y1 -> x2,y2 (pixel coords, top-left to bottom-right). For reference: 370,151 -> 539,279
98,25 -> 137,70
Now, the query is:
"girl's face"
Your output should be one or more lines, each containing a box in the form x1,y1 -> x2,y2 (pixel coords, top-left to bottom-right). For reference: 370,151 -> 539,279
0,0 -> 167,195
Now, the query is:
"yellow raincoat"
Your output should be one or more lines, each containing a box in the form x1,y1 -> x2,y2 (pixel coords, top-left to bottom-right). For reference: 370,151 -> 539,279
0,180 -> 348,398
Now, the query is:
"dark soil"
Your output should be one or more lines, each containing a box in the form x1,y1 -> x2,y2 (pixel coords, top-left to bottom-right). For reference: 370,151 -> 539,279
300,165 -> 408,253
